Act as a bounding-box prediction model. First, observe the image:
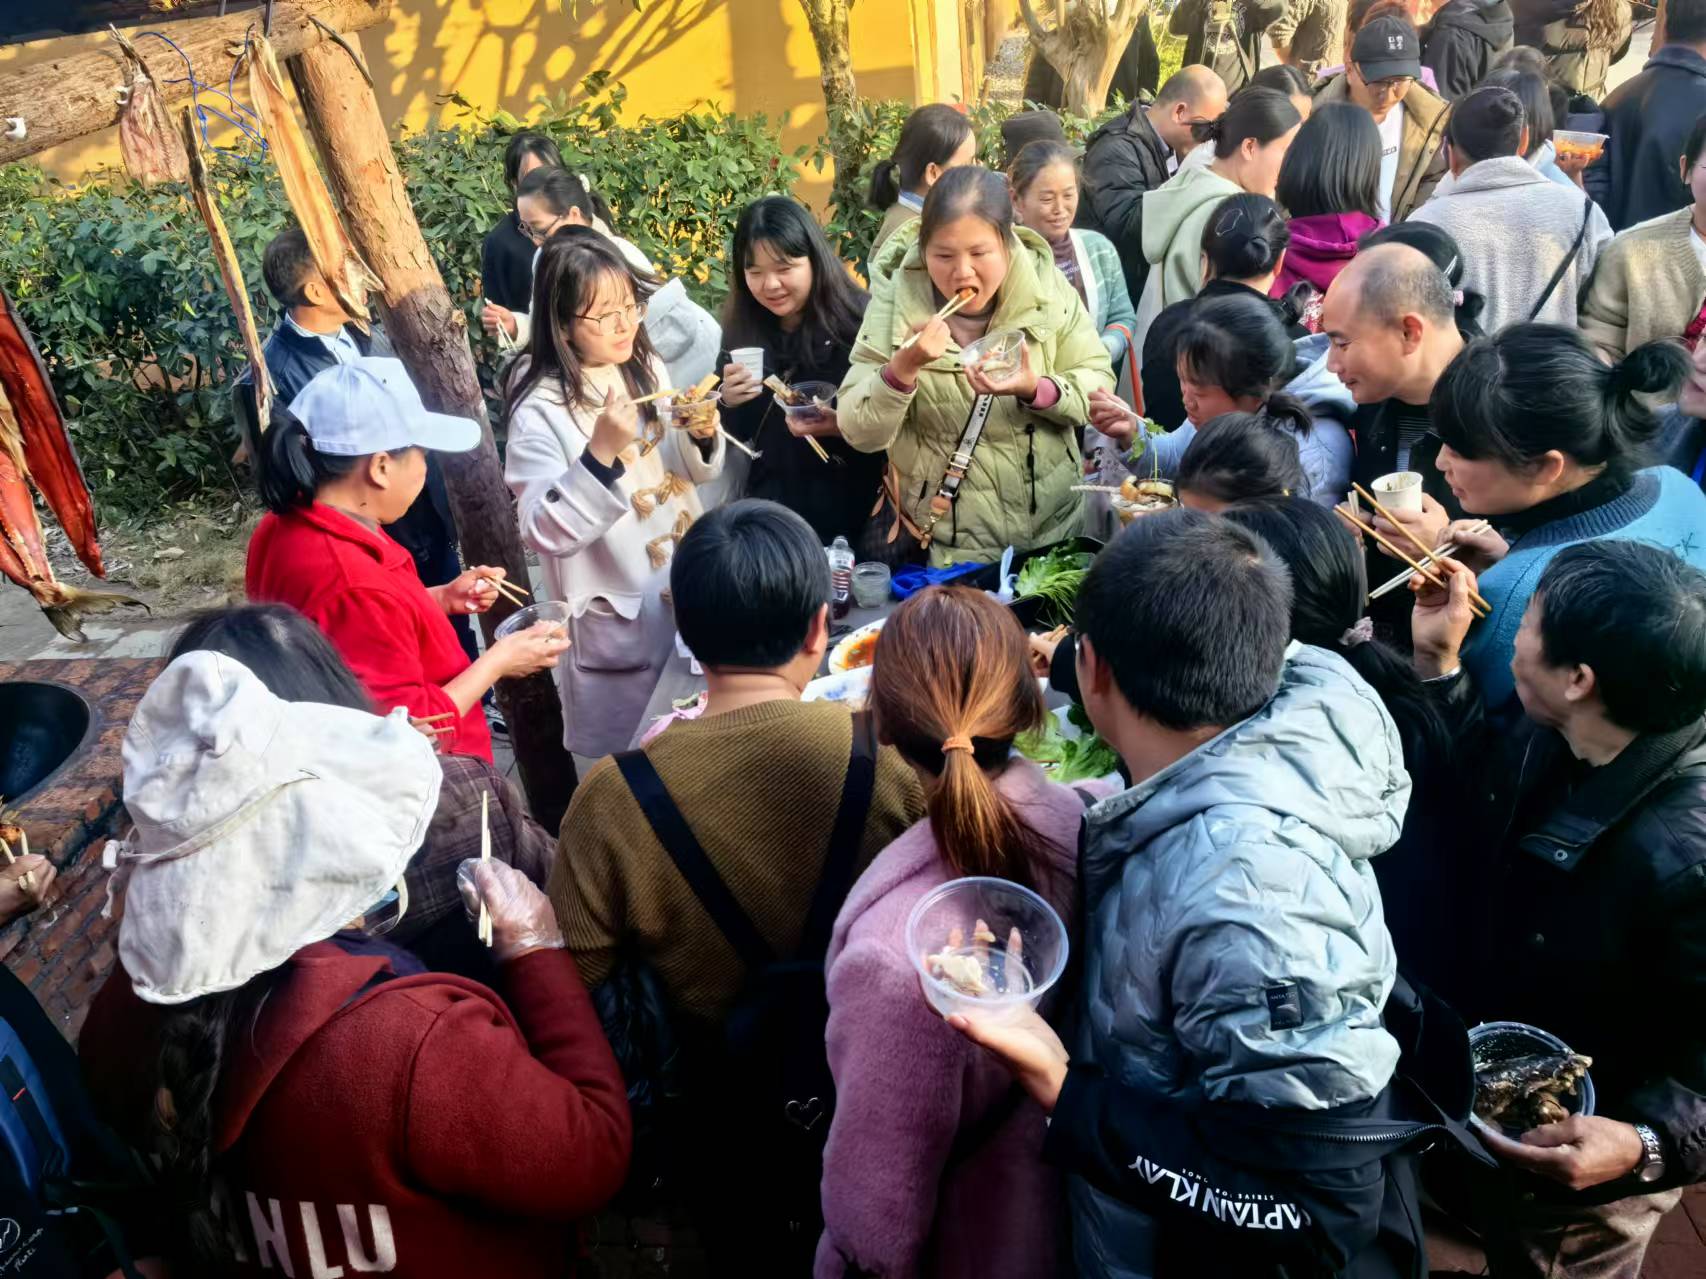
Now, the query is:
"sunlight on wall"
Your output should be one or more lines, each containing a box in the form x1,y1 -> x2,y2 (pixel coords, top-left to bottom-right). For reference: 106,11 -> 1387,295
5,0 -> 924,204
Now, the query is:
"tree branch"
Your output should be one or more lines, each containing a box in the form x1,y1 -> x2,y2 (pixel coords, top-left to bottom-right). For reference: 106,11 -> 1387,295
1017,0 -> 1059,53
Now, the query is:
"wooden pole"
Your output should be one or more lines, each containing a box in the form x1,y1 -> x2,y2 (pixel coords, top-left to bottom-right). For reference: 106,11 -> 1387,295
285,33 -> 579,832
0,0 -> 391,167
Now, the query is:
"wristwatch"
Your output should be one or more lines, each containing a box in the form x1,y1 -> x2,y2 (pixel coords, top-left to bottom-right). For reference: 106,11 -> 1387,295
1632,1123 -> 1667,1184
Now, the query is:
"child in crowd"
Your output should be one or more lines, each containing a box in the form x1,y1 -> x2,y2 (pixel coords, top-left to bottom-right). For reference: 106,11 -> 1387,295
717,196 -> 883,544
1174,411 -> 1312,510
504,228 -> 724,758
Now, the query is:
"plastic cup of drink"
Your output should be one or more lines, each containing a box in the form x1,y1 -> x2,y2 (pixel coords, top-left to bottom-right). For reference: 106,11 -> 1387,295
494,599 -> 572,640
1372,471 -> 1424,514
851,562 -> 891,608
729,347 -> 765,382
906,876 -> 1069,1024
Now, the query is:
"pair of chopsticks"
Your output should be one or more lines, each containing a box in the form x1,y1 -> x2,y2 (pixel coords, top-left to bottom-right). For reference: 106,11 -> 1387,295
896,287 -> 977,352
1071,483 -> 1124,494
1334,483 -> 1490,619
1368,519 -> 1493,601
1,827 -> 35,894
479,574 -> 530,608
414,710 -> 456,741
762,375 -> 833,464
477,790 -> 493,947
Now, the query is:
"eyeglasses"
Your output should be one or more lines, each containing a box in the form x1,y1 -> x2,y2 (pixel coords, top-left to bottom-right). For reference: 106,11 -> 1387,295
521,213 -> 570,244
1362,74 -> 1414,95
575,301 -> 647,335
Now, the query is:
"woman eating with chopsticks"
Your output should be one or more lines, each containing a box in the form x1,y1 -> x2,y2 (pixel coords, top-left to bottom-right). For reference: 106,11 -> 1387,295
248,358 -> 569,764
838,166 -> 1115,566
504,227 -> 724,758
1390,324 -> 1706,706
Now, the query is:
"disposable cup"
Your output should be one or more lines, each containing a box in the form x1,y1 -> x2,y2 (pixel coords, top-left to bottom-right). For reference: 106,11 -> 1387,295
1372,471 -> 1424,513
729,347 -> 765,381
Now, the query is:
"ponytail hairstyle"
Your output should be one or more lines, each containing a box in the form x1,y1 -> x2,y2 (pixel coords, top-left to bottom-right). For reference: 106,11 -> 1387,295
149,974 -> 287,1273
1007,138 -> 1077,196
1173,293 -> 1312,434
868,103 -> 975,209
1431,324 -> 1687,486
919,164 -> 1016,249
1223,498 -> 1451,775
256,404 -> 362,513
1200,192 -> 1290,281
1177,412 -> 1309,506
1359,221 -> 1487,337
868,586 -> 1052,889
514,165 -> 616,230
1277,103 -> 1383,220
1190,85 -> 1301,156
504,226 -> 660,414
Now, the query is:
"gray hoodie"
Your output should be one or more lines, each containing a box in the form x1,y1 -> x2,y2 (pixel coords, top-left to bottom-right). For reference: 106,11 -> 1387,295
1071,643 -> 1407,1278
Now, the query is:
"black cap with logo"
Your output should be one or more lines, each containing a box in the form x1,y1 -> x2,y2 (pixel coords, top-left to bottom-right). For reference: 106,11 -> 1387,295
1352,15 -> 1423,82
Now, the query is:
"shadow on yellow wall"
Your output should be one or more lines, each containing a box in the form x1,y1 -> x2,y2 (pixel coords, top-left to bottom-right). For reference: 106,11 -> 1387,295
3,0 -> 920,204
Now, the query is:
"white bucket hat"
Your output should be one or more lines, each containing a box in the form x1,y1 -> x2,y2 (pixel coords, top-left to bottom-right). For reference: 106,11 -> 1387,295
106,651 -> 443,1005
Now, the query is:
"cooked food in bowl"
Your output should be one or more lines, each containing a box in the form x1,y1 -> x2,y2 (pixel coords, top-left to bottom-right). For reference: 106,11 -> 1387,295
1474,1052 -> 1593,1130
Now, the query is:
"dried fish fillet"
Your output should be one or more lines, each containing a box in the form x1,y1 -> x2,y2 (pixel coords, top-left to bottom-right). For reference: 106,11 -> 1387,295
246,34 -> 381,326
111,27 -> 189,186
179,106 -> 272,428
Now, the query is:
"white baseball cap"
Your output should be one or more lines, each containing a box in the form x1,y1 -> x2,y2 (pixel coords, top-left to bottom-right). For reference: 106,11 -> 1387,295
289,356 -> 481,456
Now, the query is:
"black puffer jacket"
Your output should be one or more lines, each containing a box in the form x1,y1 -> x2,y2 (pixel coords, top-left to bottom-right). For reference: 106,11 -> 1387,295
1587,46 -> 1706,230
1422,0 -> 1516,101
1078,106 -> 1175,302
1436,680 -> 1706,1196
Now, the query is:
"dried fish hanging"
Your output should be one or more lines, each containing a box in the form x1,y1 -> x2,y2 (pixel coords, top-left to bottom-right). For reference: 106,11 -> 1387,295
111,26 -> 190,185
179,106 -> 273,429
245,33 -> 382,327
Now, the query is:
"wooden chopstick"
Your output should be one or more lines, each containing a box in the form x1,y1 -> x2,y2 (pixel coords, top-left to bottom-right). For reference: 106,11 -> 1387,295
897,288 -> 977,352
1335,506 -> 1489,618
415,711 -> 456,723
0,836 -> 13,866
478,790 -> 492,947
1071,484 -> 1124,494
763,375 -> 834,463
803,435 -> 832,463
488,576 -> 530,607
628,387 -> 682,406
1351,483 -> 1493,613
1367,520 -> 1492,600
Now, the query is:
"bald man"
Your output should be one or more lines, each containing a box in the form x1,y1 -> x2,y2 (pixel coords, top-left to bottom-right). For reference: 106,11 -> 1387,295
1079,65 -> 1229,300
1323,244 -> 1469,623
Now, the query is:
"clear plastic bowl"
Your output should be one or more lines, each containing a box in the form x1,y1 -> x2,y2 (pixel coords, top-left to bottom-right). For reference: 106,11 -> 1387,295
1468,1020 -> 1596,1135
960,329 -> 1027,380
906,876 -> 1068,1023
1553,130 -> 1608,161
658,390 -> 722,432
494,598 -> 572,640
778,380 -> 837,425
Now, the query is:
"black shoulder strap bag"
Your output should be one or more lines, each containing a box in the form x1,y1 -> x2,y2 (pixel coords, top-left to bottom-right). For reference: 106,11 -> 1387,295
1529,197 -> 1596,321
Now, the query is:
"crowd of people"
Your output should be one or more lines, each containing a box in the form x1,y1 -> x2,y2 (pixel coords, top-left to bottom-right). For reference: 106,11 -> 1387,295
9,5 -> 1706,1279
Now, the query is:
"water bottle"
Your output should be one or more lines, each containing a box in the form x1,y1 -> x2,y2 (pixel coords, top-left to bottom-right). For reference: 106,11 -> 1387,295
827,535 -> 855,619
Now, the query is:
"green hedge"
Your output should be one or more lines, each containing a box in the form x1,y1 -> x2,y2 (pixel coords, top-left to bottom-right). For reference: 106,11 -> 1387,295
0,74 -> 1112,513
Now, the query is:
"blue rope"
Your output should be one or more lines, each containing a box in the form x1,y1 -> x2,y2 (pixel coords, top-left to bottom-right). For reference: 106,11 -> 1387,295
132,29 -> 269,159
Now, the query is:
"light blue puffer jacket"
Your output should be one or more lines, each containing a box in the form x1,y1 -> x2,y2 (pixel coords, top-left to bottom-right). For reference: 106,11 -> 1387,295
1070,643 -> 1409,1278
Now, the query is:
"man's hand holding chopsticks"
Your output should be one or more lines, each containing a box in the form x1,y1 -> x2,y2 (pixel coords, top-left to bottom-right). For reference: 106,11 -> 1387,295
456,859 -> 566,962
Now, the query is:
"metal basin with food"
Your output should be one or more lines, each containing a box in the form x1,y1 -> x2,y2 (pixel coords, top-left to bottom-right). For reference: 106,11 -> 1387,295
1469,1020 -> 1595,1136
0,680 -> 95,806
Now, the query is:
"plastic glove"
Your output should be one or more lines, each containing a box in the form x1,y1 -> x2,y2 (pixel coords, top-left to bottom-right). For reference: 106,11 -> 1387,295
456,858 -> 565,962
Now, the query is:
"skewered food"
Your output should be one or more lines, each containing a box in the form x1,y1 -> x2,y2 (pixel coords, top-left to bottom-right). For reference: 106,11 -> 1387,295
1474,1052 -> 1592,1131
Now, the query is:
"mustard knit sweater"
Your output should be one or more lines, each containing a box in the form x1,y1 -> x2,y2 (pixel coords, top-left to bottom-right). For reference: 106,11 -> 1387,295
1580,207 -> 1706,362
549,698 -> 925,1023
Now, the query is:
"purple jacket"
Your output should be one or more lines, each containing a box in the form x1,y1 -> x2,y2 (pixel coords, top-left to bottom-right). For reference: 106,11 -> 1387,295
1271,211 -> 1385,299
815,760 -> 1114,1278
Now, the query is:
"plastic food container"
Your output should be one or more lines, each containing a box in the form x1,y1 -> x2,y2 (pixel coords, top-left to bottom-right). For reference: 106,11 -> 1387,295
1553,130 -> 1608,162
778,380 -> 837,426
906,876 -> 1068,1023
960,329 -> 1027,380
1468,1020 -> 1596,1136
851,561 -> 891,607
494,599 -> 572,640
658,390 -> 722,433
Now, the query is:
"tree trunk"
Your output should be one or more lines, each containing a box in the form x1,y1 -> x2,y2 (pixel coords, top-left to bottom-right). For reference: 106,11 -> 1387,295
1018,0 -> 1145,116
287,34 -> 578,833
800,0 -> 865,230
0,0 -> 391,166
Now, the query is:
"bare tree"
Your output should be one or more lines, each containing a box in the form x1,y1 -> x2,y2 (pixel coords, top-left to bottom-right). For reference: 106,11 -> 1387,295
1019,0 -> 1150,116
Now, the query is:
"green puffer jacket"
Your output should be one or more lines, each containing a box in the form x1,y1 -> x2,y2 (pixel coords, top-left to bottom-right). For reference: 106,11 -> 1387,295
839,222 -> 1116,565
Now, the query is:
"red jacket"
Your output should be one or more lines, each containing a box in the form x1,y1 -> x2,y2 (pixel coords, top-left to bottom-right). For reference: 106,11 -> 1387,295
246,503 -> 493,761
81,943 -> 632,1278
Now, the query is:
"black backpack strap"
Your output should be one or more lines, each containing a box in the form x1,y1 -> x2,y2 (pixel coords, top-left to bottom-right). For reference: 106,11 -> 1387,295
615,750 -> 776,969
798,711 -> 879,963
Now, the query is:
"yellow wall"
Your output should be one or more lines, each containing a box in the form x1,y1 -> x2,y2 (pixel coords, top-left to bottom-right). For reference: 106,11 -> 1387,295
4,0 -> 928,198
